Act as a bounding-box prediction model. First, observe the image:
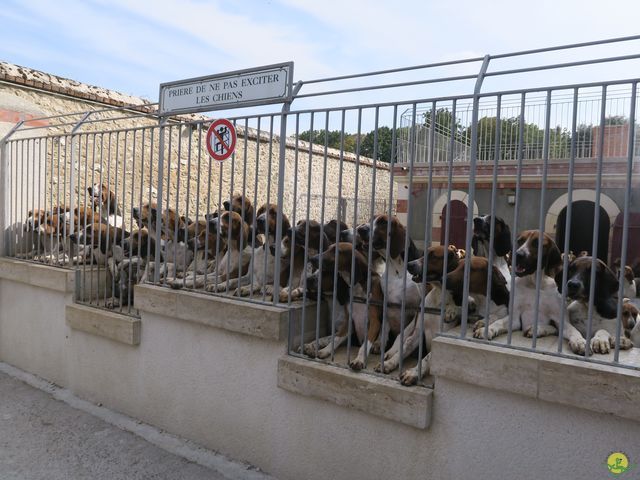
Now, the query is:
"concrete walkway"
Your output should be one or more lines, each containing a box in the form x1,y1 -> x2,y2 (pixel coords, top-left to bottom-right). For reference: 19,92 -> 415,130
0,366 -> 272,480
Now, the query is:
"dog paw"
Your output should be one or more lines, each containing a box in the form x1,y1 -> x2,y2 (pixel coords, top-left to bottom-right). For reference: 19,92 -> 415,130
523,326 -> 534,338
444,305 -> 459,323
399,369 -> 419,386
105,299 -> 119,309
349,358 -> 365,371
617,336 -> 634,350
371,341 -> 381,355
473,325 -> 493,339
590,336 -> 610,354
302,343 -> 318,358
375,359 -> 398,374
568,337 -> 587,355
316,347 -> 331,359
278,292 -> 289,303
467,297 -> 477,314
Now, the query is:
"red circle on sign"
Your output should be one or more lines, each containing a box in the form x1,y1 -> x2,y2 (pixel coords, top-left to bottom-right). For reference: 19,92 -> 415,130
206,119 -> 237,161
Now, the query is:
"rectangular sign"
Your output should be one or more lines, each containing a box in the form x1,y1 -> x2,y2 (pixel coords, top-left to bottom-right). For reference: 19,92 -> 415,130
159,62 -> 293,115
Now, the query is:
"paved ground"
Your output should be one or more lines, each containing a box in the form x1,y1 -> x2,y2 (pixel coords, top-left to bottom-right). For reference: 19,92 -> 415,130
0,369 -> 257,480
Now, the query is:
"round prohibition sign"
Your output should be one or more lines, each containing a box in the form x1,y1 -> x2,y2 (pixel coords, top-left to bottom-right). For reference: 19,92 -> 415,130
206,119 -> 237,161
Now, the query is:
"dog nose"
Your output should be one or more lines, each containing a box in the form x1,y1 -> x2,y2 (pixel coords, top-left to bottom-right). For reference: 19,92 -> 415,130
407,260 -> 419,275
566,280 -> 581,294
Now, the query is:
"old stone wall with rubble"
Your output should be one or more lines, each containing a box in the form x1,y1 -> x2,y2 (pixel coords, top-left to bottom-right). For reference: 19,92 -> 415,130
0,62 -> 392,229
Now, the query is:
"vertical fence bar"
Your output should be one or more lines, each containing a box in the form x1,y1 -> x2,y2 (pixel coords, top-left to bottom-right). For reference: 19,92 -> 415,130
460,55 -> 491,338
613,82 -> 636,363
557,88 -> 580,353
273,81 -> 302,305
153,119 -> 167,284
0,122 -> 23,256
531,90 -> 553,348
483,95 -> 502,330
585,86 -> 609,358
507,93 -> 527,345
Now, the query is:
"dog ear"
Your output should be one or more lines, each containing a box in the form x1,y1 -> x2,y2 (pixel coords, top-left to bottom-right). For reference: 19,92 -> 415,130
599,263 -> 620,296
471,234 -> 479,256
543,237 -> 562,276
490,265 -> 510,306
447,245 -> 460,271
494,220 -> 512,257
389,220 -> 406,259
308,254 -> 321,270
407,238 -> 423,262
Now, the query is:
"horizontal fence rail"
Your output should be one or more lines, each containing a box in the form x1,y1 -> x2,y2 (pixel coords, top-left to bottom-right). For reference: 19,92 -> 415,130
1,36 -> 640,386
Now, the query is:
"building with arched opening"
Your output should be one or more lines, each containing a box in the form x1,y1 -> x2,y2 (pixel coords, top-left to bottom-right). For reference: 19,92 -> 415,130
394,96 -> 640,265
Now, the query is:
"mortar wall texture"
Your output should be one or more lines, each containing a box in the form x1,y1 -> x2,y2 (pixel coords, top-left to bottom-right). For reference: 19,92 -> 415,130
1,62 -> 391,228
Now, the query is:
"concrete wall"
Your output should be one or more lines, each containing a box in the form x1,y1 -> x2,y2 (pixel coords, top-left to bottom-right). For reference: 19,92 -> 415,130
1,259 -> 639,480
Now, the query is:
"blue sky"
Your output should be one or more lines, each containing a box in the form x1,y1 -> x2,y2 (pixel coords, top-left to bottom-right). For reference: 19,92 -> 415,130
1,0 -> 640,128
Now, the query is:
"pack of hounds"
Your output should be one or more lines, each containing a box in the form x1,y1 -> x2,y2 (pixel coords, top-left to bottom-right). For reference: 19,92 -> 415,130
20,185 -> 640,384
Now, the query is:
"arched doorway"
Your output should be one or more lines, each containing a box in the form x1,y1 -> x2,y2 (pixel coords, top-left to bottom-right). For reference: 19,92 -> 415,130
441,200 -> 468,248
556,201 -> 610,262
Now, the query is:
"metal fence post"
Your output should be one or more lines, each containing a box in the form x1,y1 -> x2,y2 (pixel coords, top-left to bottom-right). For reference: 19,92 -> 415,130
0,121 -> 24,256
459,54 -> 491,338
69,112 -> 92,234
153,117 -> 168,284
273,81 -> 303,305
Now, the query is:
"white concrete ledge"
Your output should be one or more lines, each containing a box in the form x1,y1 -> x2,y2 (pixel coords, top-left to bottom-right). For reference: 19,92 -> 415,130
277,355 -> 433,429
66,304 -> 141,346
0,257 -> 74,293
134,284 -> 294,341
430,336 -> 640,423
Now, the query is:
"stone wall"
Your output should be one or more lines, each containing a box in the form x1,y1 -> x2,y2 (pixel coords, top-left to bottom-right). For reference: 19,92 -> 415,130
0,62 -> 391,228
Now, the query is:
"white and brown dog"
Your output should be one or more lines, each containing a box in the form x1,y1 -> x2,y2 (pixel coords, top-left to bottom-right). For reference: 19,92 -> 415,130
565,256 -> 634,354
396,254 -> 511,386
279,219 -> 329,303
473,230 -> 587,355
197,211 -> 251,291
88,184 -> 124,229
369,214 -> 424,338
217,203 -> 290,298
375,245 -> 461,378
304,242 -> 385,371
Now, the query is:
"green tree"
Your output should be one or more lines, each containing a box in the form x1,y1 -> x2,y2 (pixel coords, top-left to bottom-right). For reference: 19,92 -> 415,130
422,108 -> 464,139
297,130 -> 359,154
360,126 -> 394,162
